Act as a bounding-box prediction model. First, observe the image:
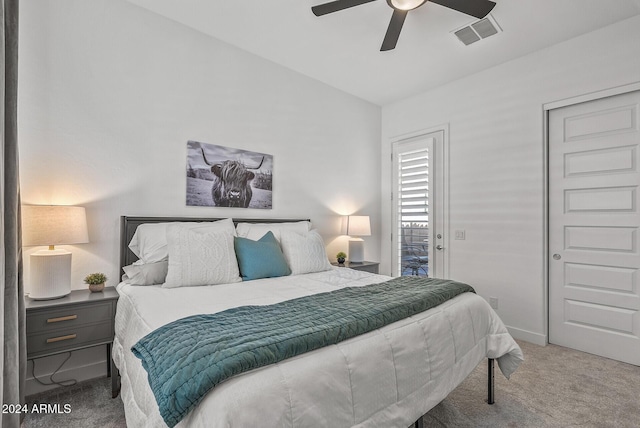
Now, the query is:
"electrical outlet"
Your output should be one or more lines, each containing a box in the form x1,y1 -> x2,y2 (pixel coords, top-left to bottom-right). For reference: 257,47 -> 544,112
455,230 -> 466,240
489,297 -> 498,310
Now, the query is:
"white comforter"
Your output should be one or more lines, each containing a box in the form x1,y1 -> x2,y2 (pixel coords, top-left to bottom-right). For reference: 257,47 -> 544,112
113,268 -> 523,428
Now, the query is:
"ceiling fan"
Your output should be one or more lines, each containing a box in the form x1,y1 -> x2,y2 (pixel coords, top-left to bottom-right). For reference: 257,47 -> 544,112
312,0 -> 497,51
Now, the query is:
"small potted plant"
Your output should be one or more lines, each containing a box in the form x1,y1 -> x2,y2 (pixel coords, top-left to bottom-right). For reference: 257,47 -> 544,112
336,252 -> 347,266
84,272 -> 107,293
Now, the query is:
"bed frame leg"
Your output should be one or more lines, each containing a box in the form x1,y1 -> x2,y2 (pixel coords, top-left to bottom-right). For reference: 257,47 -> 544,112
111,360 -> 121,399
487,358 -> 495,405
414,358 -> 495,426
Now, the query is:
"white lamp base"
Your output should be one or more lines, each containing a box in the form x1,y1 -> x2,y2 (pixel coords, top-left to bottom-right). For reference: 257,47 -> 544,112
348,238 -> 365,263
29,249 -> 72,300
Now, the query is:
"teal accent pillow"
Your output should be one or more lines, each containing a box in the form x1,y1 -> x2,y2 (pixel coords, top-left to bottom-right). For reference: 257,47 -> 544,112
234,231 -> 291,280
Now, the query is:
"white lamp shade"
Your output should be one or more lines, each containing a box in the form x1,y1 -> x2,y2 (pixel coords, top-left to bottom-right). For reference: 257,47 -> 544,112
346,215 -> 371,237
22,205 -> 89,300
22,205 -> 89,247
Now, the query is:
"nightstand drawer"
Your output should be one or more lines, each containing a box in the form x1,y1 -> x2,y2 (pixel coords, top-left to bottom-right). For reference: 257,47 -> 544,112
27,321 -> 113,357
26,301 -> 113,335
351,264 -> 379,274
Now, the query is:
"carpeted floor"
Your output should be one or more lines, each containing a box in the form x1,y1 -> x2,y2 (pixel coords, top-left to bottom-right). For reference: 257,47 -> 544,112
423,340 -> 640,427
23,340 -> 640,428
23,377 -> 125,428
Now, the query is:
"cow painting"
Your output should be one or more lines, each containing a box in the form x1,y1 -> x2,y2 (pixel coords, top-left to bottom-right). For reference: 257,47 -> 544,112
201,148 -> 264,208
186,141 -> 273,209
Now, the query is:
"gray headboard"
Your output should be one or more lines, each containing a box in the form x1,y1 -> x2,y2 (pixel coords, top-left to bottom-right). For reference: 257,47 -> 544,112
120,216 -> 310,270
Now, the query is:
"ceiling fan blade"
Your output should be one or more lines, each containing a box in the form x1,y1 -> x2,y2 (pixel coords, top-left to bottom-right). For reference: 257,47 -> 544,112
312,0 -> 377,16
380,9 -> 408,51
429,0 -> 496,19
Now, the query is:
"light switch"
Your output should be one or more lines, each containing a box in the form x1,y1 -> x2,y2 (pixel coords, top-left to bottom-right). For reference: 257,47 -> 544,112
454,230 -> 465,240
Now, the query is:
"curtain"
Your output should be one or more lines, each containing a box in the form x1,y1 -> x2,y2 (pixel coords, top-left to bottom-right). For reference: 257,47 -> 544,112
1,0 -> 23,427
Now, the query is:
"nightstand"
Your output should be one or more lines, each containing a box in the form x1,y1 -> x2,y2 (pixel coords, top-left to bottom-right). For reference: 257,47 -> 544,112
26,287 -> 119,392
332,261 -> 380,274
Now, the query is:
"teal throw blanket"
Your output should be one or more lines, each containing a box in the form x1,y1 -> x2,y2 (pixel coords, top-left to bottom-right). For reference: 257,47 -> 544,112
132,276 -> 475,427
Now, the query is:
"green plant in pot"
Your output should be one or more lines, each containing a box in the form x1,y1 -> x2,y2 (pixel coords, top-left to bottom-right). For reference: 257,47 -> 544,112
336,252 -> 347,265
84,272 -> 107,293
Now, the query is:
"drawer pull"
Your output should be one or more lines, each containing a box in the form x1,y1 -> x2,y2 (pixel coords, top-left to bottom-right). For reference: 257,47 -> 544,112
46,334 -> 77,344
47,315 -> 78,323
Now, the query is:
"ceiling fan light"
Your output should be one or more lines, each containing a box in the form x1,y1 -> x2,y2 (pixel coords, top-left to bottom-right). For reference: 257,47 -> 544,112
387,0 -> 427,11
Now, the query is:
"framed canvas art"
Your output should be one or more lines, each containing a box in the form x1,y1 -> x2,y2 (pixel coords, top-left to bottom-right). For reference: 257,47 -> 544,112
186,140 -> 273,209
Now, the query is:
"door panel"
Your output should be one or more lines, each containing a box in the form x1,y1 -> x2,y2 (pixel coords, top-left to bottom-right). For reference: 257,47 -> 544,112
549,90 -> 640,365
391,131 -> 445,278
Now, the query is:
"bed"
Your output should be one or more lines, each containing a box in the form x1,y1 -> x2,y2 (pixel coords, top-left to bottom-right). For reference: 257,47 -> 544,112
111,216 -> 523,428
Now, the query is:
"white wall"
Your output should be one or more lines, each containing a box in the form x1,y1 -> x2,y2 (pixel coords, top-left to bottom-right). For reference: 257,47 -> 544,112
381,15 -> 640,345
19,0 -> 381,393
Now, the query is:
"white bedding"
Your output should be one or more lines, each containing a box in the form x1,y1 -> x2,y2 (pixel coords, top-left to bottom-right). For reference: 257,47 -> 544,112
113,267 -> 523,428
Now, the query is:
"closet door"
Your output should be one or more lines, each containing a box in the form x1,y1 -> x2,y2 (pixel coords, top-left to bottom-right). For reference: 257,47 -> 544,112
549,90 -> 640,365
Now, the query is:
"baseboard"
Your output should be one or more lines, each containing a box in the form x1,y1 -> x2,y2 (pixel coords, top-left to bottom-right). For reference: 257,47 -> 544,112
26,359 -> 107,396
506,326 -> 547,346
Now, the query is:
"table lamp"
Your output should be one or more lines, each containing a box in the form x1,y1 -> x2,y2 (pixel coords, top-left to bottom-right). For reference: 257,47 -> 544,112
22,205 -> 89,300
346,215 -> 371,263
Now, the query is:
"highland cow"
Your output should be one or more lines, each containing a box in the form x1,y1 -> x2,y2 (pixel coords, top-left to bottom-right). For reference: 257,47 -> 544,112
201,148 -> 264,208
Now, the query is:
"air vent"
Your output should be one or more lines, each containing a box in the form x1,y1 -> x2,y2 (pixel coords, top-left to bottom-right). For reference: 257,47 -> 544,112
453,14 -> 501,46
454,27 -> 480,46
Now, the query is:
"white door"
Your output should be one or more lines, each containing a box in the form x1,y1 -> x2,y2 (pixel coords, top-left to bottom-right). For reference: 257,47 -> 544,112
391,131 -> 446,278
549,90 -> 640,365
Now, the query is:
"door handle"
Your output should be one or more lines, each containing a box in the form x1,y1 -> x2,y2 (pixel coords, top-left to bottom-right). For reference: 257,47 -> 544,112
553,254 -> 561,260
436,245 -> 444,251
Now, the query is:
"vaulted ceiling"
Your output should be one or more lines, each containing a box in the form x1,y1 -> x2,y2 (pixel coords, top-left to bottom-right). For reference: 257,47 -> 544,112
125,0 -> 640,105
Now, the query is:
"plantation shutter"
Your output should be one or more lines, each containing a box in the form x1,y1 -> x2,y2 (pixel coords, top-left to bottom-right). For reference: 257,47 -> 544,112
392,139 -> 431,277
397,148 -> 429,224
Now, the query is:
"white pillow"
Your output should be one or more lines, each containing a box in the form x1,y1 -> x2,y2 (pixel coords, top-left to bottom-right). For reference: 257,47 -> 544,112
280,230 -> 332,275
122,261 -> 168,286
162,224 -> 241,288
236,221 -> 310,242
129,218 -> 235,263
